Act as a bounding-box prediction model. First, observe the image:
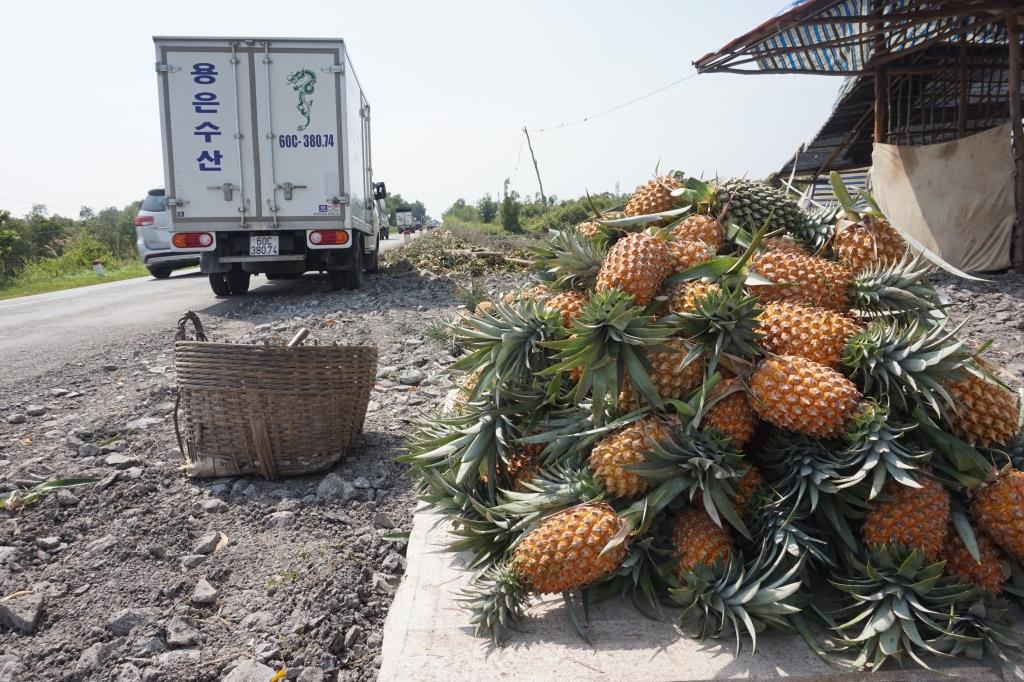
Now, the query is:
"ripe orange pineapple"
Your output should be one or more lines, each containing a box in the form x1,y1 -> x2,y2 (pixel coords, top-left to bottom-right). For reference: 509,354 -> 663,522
671,214 -> 724,249
618,340 -> 704,409
703,385 -> 758,448
624,176 -> 682,217
510,503 -> 628,594
941,526 -> 1006,595
971,470 -> 1024,563
577,221 -> 603,239
862,478 -> 950,561
758,301 -> 863,369
545,291 -> 588,327
748,355 -> 861,438
672,507 -> 734,578
732,466 -> 765,518
452,368 -> 485,413
753,250 -> 854,312
834,217 -> 907,272
503,285 -> 551,304
595,232 -> 674,306
474,300 -> 497,315
942,373 -> 1020,448
666,280 -> 721,314
588,416 -> 673,498
666,239 -> 716,274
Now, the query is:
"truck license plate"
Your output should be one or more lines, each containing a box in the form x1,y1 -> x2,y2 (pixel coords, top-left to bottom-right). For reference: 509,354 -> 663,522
250,235 -> 279,256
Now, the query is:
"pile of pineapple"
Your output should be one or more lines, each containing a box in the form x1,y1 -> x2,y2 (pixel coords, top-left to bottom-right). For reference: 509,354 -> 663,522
404,172 -> 1024,670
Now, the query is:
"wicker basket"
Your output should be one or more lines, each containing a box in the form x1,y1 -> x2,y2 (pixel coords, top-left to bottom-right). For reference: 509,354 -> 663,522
172,313 -> 378,479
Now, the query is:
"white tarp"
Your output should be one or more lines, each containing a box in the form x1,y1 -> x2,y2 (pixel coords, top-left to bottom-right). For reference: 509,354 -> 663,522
870,122 -> 1015,272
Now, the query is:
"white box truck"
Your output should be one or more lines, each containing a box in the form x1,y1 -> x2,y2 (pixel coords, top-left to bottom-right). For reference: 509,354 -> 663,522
395,209 -> 414,232
153,36 -> 384,295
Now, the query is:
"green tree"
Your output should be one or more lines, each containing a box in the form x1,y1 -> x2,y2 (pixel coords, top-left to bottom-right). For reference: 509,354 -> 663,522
443,198 -> 480,223
476,194 -> 498,223
499,179 -> 522,233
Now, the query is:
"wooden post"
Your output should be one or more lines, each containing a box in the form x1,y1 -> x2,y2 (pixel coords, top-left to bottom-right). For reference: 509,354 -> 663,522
1009,18 -> 1024,271
522,127 -> 547,212
957,36 -> 968,138
874,67 -> 889,143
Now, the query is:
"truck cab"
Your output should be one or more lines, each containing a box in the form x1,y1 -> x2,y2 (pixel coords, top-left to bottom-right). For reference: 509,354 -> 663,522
153,36 -> 381,295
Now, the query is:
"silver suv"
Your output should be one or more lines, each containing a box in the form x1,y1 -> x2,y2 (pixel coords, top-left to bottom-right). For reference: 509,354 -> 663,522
134,189 -> 200,279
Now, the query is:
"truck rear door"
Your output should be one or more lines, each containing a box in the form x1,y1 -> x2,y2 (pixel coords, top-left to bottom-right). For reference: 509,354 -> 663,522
155,38 -> 348,232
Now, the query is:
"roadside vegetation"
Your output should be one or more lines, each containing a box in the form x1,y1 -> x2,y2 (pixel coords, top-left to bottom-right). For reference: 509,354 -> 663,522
442,180 -> 627,234
382,223 -> 537,276
0,203 -> 143,298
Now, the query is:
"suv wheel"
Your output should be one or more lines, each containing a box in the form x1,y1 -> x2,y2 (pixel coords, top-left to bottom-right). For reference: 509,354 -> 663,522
149,267 -> 172,279
208,273 -> 231,296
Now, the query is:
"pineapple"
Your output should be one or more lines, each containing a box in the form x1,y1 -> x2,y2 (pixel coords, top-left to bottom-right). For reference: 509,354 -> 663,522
731,466 -> 765,517
595,232 -> 674,306
545,290 -> 588,327
672,506 -> 734,578
971,469 -> 1024,563
703,385 -> 758,449
762,236 -> 808,256
671,214 -> 724,249
618,340 -> 704,409
624,176 -> 682,217
748,355 -> 861,438
758,301 -> 862,369
941,526 -> 1006,595
533,228 -> 608,291
666,280 -> 720,315
861,478 -> 950,561
588,416 -> 673,498
510,503 -> 627,593
503,284 -> 551,304
462,502 -> 628,643
666,239 -> 716,274
761,301 -> 864,366
835,217 -> 908,271
713,178 -> 803,234
474,300 -> 496,316
452,368 -> 485,413
830,171 -> 908,271
943,372 -> 1021,448
753,250 -> 853,311
577,220 -> 603,240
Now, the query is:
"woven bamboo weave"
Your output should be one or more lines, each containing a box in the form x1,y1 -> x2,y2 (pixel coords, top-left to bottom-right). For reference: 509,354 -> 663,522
174,340 -> 378,479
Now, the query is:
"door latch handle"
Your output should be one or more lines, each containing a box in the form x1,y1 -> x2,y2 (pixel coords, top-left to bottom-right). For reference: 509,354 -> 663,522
279,182 -> 308,201
208,183 -> 239,201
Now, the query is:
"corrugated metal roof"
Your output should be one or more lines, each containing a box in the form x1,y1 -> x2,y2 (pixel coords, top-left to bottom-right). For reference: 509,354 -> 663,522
695,0 -> 1018,75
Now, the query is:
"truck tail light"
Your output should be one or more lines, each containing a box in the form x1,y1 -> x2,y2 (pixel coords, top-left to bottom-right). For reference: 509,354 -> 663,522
172,232 -> 214,248
308,230 -> 349,246
134,215 -> 154,227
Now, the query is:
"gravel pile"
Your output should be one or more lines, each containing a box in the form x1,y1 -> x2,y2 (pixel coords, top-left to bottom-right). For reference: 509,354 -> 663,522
0,267 -> 526,682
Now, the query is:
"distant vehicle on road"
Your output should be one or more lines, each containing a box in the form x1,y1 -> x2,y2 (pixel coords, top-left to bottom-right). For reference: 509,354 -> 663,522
396,209 -> 414,234
134,188 -> 200,279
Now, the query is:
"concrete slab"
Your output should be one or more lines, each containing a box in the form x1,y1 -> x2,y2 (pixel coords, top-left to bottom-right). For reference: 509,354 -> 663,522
380,509 -> 1014,681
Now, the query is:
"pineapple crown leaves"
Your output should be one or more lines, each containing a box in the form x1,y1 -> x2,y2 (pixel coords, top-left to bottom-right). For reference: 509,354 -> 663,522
835,400 -> 930,500
598,206 -> 692,229
458,562 -> 531,646
669,543 -> 807,655
828,171 -> 873,221
544,289 -> 681,422
934,594 -> 1024,664
760,430 -> 850,514
495,464 -> 606,518
668,285 -> 764,372
848,252 -> 942,319
829,545 -> 975,671
669,176 -> 716,212
450,299 -> 565,383
454,278 -> 490,311
518,402 -> 647,465
586,535 -> 672,621
842,316 -> 970,418
662,221 -> 772,292
791,203 -> 839,255
912,407 -> 997,493
744,490 -> 834,570
531,228 -> 608,291
629,426 -> 750,539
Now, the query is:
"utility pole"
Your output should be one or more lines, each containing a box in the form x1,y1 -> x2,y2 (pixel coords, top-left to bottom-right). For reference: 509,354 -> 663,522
522,127 -> 547,212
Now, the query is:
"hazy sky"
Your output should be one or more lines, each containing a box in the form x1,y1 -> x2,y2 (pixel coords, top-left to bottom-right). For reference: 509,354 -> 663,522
0,0 -> 843,219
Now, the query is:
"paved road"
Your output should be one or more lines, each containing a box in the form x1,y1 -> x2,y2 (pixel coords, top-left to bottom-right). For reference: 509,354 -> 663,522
0,233 -> 414,386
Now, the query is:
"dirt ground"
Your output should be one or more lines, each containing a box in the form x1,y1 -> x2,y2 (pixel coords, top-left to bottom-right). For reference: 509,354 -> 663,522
0,266 -> 523,682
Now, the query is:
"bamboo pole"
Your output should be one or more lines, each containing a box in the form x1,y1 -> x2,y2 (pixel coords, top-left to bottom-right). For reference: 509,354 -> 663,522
1008,17 -> 1024,271
957,35 -> 969,137
874,67 -> 889,143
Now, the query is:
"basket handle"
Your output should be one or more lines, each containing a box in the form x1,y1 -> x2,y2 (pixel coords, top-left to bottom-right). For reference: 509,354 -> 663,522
176,311 -> 208,342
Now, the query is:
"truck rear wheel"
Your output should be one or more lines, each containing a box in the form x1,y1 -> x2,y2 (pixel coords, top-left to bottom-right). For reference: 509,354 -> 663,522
209,273 -> 231,296
364,233 -> 380,274
329,234 -> 364,291
226,268 -> 251,295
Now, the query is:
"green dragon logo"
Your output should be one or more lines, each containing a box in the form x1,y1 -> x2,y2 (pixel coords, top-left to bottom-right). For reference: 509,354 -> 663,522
286,69 -> 316,131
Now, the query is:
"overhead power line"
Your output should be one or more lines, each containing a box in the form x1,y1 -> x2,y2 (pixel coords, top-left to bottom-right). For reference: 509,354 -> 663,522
534,70 -> 699,133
